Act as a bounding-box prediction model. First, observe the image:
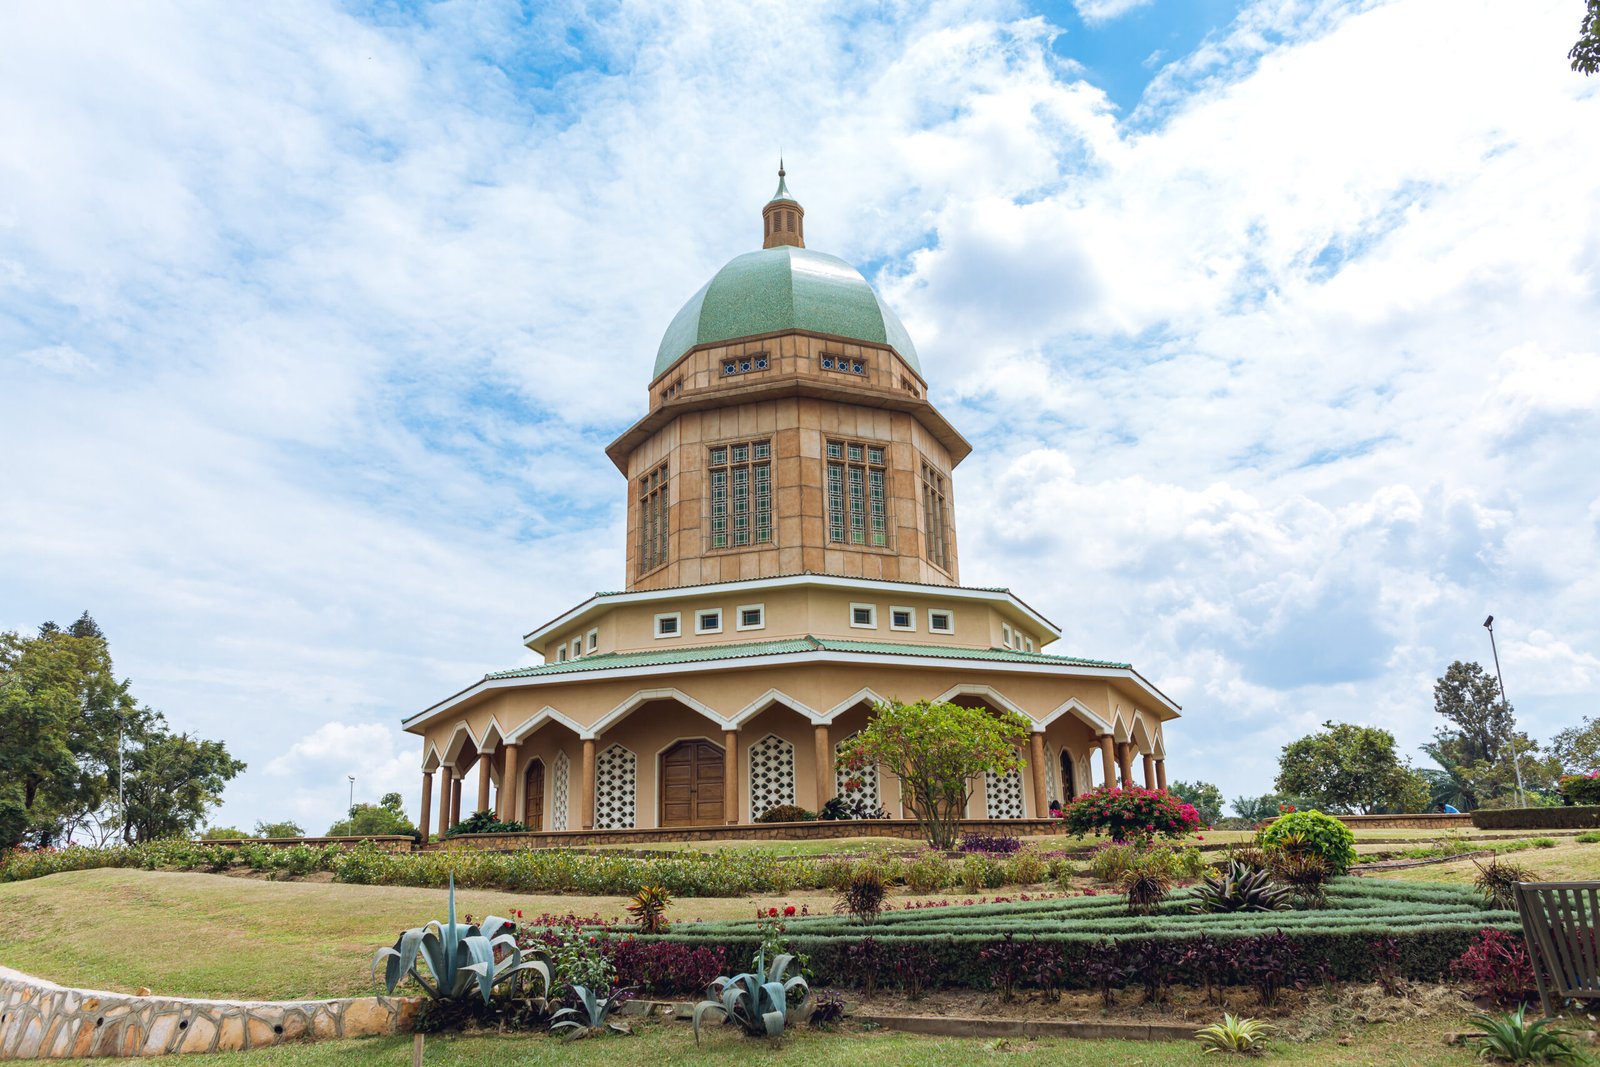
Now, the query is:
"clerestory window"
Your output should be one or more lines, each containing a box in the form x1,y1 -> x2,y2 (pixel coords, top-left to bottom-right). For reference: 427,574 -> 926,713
638,462 -> 670,574
826,440 -> 887,547
708,440 -> 773,549
921,461 -> 951,570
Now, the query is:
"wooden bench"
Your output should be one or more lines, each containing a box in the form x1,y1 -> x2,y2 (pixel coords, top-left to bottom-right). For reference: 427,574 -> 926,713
1513,881 -> 1600,1016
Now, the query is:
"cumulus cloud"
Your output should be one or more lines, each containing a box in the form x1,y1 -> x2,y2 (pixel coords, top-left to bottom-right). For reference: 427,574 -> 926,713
0,0 -> 1595,829
1074,0 -> 1157,23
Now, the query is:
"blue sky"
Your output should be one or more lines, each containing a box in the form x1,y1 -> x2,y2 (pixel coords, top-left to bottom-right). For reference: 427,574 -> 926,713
2,0 -> 1597,833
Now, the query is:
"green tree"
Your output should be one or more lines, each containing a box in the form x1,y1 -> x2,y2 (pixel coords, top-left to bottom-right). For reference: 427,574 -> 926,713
1276,721 -> 1429,814
1551,716 -> 1600,773
1230,793 -> 1301,822
838,699 -> 1029,850
0,615 -> 138,848
200,826 -> 250,840
252,820 -> 306,838
120,722 -> 246,843
327,792 -> 416,838
1573,0 -> 1600,74
1169,780 -> 1224,825
1429,660 -> 1530,808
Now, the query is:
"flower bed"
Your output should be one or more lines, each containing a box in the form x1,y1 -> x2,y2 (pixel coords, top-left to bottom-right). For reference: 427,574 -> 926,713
642,879 -> 1516,991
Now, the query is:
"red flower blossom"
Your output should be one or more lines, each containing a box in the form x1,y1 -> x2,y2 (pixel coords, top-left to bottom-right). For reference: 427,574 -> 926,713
783,905 -> 796,917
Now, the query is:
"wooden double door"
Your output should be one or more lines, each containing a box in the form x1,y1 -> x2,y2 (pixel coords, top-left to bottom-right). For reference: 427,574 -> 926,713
523,759 -> 544,830
660,739 -> 725,827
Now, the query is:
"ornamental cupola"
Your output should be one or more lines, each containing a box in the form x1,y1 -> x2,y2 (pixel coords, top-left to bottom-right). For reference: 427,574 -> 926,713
761,163 -> 804,249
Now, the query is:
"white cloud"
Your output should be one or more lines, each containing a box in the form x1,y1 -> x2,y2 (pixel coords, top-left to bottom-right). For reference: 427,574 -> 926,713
0,0 -> 1596,829
1074,0 -> 1157,23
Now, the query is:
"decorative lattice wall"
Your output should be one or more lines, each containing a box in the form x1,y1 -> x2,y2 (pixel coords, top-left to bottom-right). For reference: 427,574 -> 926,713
835,733 -> 879,812
748,733 -> 796,819
985,766 -> 1025,819
1044,744 -> 1059,805
594,744 -> 636,829
551,750 -> 570,831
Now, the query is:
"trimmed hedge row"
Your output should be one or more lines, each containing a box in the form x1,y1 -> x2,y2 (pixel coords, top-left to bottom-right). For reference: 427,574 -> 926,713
650,879 -> 1517,989
1472,806 -> 1600,830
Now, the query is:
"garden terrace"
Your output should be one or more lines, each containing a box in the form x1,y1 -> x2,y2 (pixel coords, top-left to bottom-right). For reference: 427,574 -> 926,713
651,879 -> 1518,990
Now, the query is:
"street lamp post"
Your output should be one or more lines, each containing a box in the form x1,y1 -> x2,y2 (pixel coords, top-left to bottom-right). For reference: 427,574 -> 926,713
348,775 -> 355,814
1483,615 -> 1528,808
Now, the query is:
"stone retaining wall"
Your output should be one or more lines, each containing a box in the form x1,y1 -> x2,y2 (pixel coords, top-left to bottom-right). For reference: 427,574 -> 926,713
0,966 -> 418,1060
429,818 -> 1065,850
1334,813 -> 1474,830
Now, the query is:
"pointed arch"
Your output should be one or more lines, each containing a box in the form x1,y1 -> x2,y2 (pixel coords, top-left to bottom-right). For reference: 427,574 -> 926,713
1131,714 -> 1157,756
421,743 -> 443,773
506,705 -> 587,744
589,688 -> 727,738
731,689 -> 824,727
824,687 -> 891,720
934,683 -> 1028,719
440,722 -> 479,767
1037,697 -> 1112,736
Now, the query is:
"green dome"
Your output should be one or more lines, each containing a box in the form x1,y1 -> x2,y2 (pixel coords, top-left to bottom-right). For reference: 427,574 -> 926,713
653,246 -> 922,380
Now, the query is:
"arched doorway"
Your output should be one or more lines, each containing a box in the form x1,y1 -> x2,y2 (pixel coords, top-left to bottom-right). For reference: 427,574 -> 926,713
1059,750 -> 1077,800
523,758 -> 545,830
660,739 -> 725,827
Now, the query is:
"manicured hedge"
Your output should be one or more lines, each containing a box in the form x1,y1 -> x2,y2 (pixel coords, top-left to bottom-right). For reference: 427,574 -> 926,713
648,879 -> 1517,989
1471,806 -> 1600,830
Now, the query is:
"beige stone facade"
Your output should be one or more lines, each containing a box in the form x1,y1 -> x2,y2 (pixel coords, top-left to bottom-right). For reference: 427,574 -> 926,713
402,176 -> 1180,837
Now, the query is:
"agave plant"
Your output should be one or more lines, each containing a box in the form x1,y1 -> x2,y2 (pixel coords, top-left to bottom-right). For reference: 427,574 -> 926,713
550,985 -> 634,1040
1195,1013 -> 1272,1054
371,873 -> 551,1003
1468,1006 -> 1584,1064
692,951 -> 810,1041
1191,862 -> 1291,914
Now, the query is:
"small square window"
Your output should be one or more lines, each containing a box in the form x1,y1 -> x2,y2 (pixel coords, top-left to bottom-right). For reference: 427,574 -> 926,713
587,629 -> 599,651
732,444 -> 748,463
847,444 -> 863,462
571,637 -> 583,658
1024,637 -> 1035,653
754,356 -> 768,370
826,441 -> 842,459
867,447 -> 884,465
739,359 -> 752,372
850,603 -> 877,629
557,646 -> 567,662
928,610 -> 953,633
851,360 -> 864,374
820,356 -> 834,369
1002,624 -> 1013,648
655,612 -> 681,638
737,604 -> 765,630
753,441 -> 770,459
696,609 -> 723,635
722,362 -> 736,376
710,447 -> 726,465
889,607 -> 915,632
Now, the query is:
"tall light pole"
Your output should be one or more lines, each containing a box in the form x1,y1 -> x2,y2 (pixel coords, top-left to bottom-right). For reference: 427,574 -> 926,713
1484,615 -> 1527,808
348,775 -> 356,813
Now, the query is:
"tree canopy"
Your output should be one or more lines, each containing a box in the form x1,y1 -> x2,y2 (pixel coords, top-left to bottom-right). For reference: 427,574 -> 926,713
1276,720 -> 1428,814
1573,0 -> 1600,74
838,698 -> 1029,850
1169,780 -> 1224,825
0,614 -> 244,849
326,792 -> 417,838
1551,717 -> 1600,774
253,820 -> 307,839
1426,660 -> 1553,807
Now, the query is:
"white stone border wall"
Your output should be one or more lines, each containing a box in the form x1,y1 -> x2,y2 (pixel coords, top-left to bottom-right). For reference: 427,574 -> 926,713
0,966 -> 418,1060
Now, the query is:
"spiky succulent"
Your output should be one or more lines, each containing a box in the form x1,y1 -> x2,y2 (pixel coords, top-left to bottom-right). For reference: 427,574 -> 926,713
1196,1013 -> 1272,1054
1468,1006 -> 1583,1064
371,873 -> 551,1003
550,985 -> 634,1040
693,950 -> 810,1041
1191,861 -> 1291,914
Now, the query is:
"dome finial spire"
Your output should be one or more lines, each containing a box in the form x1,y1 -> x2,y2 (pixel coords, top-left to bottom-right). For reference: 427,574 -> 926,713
762,162 -> 804,249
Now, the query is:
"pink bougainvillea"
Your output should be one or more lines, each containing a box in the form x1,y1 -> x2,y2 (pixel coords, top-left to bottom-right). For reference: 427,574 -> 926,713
1055,786 -> 1201,844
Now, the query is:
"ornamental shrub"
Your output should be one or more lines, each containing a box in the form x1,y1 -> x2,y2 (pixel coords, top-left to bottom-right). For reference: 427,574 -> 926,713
756,804 -> 817,823
1258,810 -> 1357,875
1558,773 -> 1600,806
1058,787 -> 1201,844
1449,928 -> 1535,1003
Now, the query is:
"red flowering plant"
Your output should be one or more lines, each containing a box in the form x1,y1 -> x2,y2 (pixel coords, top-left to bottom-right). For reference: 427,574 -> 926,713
1558,772 -> 1600,806
1449,928 -> 1536,1003
1056,786 -> 1201,845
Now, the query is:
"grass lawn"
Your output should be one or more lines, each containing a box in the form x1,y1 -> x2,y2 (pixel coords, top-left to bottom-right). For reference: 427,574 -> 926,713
0,870 -> 847,1000
1369,836 -> 1600,883
39,1018 -> 1494,1067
